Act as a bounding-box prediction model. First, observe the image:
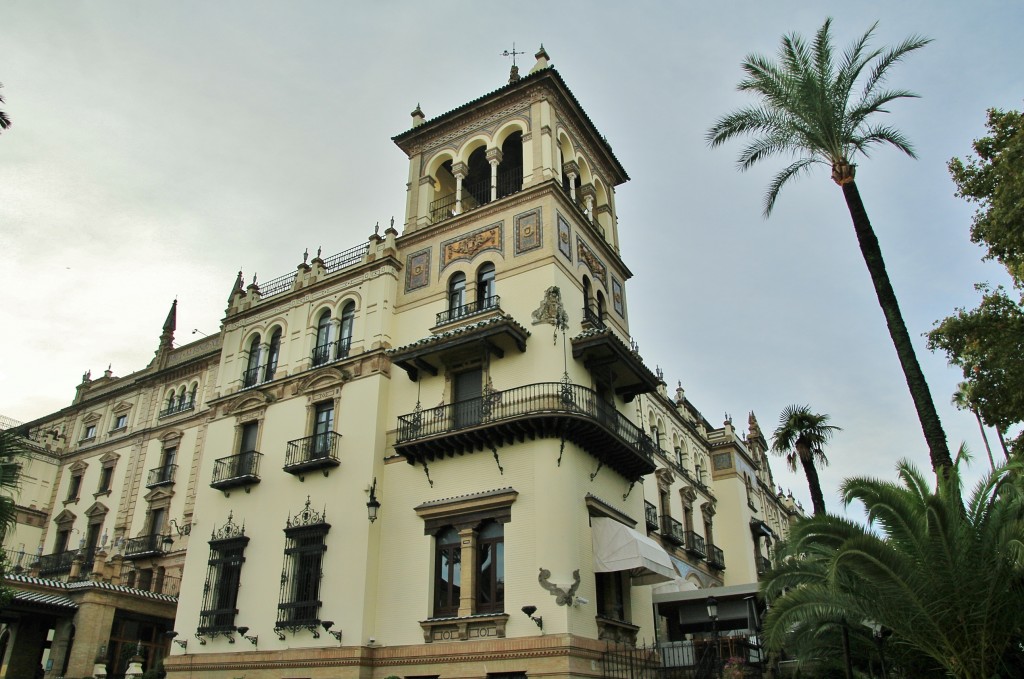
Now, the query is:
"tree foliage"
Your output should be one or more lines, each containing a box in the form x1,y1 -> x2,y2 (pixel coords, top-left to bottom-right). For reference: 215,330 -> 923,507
770,405 -> 841,516
0,429 -> 26,606
948,109 -> 1024,286
762,460 -> 1024,679
930,109 -> 1024,453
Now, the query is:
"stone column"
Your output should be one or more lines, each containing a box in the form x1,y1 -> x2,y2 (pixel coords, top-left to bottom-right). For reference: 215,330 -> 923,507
457,525 -> 477,617
418,174 -> 436,227
65,592 -> 117,678
452,162 -> 468,215
43,618 -> 75,679
486,148 -> 502,201
330,318 -> 342,361
580,183 -> 597,223
4,617 -> 49,679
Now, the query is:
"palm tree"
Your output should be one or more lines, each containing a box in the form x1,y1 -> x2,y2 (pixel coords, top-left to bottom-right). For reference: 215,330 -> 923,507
952,382 -> 996,470
762,459 -> 1024,679
707,19 -> 954,478
0,429 -> 25,606
0,82 -> 10,134
771,405 -> 840,516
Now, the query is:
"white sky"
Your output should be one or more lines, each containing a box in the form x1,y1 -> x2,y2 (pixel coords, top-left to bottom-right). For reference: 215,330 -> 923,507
1,1 -> 1020,516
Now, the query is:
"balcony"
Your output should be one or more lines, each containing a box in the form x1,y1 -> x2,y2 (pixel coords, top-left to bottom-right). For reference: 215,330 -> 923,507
242,364 -> 267,388
661,516 -> 685,546
159,400 -> 195,418
571,329 -> 660,403
123,533 -> 168,560
707,544 -> 726,570
644,501 -> 658,533
756,555 -> 772,576
211,451 -> 263,491
435,295 -> 502,327
683,531 -> 707,559
37,549 -> 89,578
395,381 -> 656,482
312,337 -> 352,367
582,305 -> 605,329
284,432 -> 342,476
428,171 -> 523,225
146,464 -> 177,489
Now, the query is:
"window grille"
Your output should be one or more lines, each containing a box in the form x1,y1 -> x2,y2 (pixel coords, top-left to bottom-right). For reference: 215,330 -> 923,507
199,513 -> 249,635
277,497 -> 330,633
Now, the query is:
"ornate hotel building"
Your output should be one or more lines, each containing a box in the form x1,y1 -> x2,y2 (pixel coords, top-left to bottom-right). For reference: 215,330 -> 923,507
1,49 -> 802,679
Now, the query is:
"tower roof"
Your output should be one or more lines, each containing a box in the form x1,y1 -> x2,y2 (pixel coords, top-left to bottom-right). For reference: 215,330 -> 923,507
392,67 -> 629,185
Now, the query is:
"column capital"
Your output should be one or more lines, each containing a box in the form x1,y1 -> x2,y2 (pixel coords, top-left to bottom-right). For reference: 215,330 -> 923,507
562,160 -> 579,177
579,182 -> 597,200
485,147 -> 503,164
451,162 -> 469,179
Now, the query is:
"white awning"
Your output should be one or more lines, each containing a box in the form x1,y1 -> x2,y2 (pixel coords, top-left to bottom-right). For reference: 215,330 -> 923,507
591,517 -> 677,585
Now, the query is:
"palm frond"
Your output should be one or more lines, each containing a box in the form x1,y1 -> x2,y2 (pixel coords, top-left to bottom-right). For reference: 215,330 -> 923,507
859,34 -> 933,103
763,158 -> 817,216
851,123 -> 918,159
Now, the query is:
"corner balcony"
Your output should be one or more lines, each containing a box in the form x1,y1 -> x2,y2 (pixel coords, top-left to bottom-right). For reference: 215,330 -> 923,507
123,533 -> 168,561
388,314 -> 529,382
146,464 -> 177,488
211,451 -> 263,491
394,381 -> 656,482
283,432 -> 342,477
571,328 -> 660,403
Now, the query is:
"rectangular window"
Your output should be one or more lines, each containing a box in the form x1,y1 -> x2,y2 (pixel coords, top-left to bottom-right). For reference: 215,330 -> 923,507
83,425 -> 96,440
66,473 -> 83,501
113,414 -> 128,431
239,422 -> 259,453
433,526 -> 462,617
278,524 -> 329,628
98,465 -> 114,493
312,402 -> 334,457
596,571 -> 627,622
199,536 -> 249,633
452,368 -> 483,429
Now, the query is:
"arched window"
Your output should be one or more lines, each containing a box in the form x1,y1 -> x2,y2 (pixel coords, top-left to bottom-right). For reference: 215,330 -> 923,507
176,386 -> 186,408
464,146 -> 489,208
476,263 -> 496,310
497,131 -> 523,199
448,272 -> 466,316
313,311 -> 332,366
597,291 -> 607,320
434,526 -> 461,617
243,334 -> 261,387
189,383 -> 198,407
339,302 -> 355,358
476,520 -> 504,613
265,329 -> 281,381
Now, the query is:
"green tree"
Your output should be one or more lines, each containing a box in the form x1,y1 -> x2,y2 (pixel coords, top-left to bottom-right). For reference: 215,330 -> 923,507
929,109 -> 1024,456
0,429 -> 26,606
762,459 -> 1024,679
707,19 -> 954,478
947,109 -> 1024,285
770,405 -> 840,516
0,82 -> 10,134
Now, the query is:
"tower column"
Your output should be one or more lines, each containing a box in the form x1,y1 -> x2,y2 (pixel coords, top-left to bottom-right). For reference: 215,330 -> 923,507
330,318 -> 342,361
580,183 -> 597,223
486,148 -> 502,201
452,162 -> 468,215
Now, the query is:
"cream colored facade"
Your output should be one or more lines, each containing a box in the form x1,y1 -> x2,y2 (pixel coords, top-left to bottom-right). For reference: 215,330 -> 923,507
3,50 -> 801,679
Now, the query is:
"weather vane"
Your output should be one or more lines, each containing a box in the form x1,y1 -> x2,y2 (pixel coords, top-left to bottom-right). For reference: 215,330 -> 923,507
501,42 -> 524,67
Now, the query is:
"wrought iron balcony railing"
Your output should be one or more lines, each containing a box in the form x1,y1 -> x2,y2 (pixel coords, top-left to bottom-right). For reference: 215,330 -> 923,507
707,544 -> 726,570
683,531 -> 707,558
427,168 -> 523,225
661,516 -> 685,546
242,364 -> 265,388
395,381 -> 656,482
284,432 -> 342,476
211,451 -> 263,490
123,533 -> 168,560
583,305 -> 605,328
119,562 -> 181,596
312,337 -> 352,367
645,501 -> 659,532
37,549 -> 85,576
146,464 -> 177,488
435,295 -> 501,326
159,400 -> 195,418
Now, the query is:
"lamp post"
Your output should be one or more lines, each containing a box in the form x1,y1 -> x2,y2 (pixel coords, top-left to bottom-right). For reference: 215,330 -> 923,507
706,596 -> 721,679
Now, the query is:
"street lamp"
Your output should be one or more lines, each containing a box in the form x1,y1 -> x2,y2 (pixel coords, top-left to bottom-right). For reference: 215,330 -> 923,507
706,596 -> 722,679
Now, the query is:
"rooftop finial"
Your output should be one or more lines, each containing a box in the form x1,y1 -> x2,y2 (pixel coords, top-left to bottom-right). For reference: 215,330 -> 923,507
531,44 -> 551,73
411,103 -> 425,127
502,42 -> 524,83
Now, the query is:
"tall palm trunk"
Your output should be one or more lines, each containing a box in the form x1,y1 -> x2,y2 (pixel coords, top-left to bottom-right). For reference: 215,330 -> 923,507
996,427 -> 1011,460
840,180 -> 953,476
972,407 -> 996,470
796,441 -> 827,516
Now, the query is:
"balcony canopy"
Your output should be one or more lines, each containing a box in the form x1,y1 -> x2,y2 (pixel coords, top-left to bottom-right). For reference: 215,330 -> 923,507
591,517 -> 676,585
571,328 -> 660,402
387,315 -> 529,382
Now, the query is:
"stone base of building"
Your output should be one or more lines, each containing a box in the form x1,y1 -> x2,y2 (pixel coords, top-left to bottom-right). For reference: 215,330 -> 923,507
164,633 -> 616,678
